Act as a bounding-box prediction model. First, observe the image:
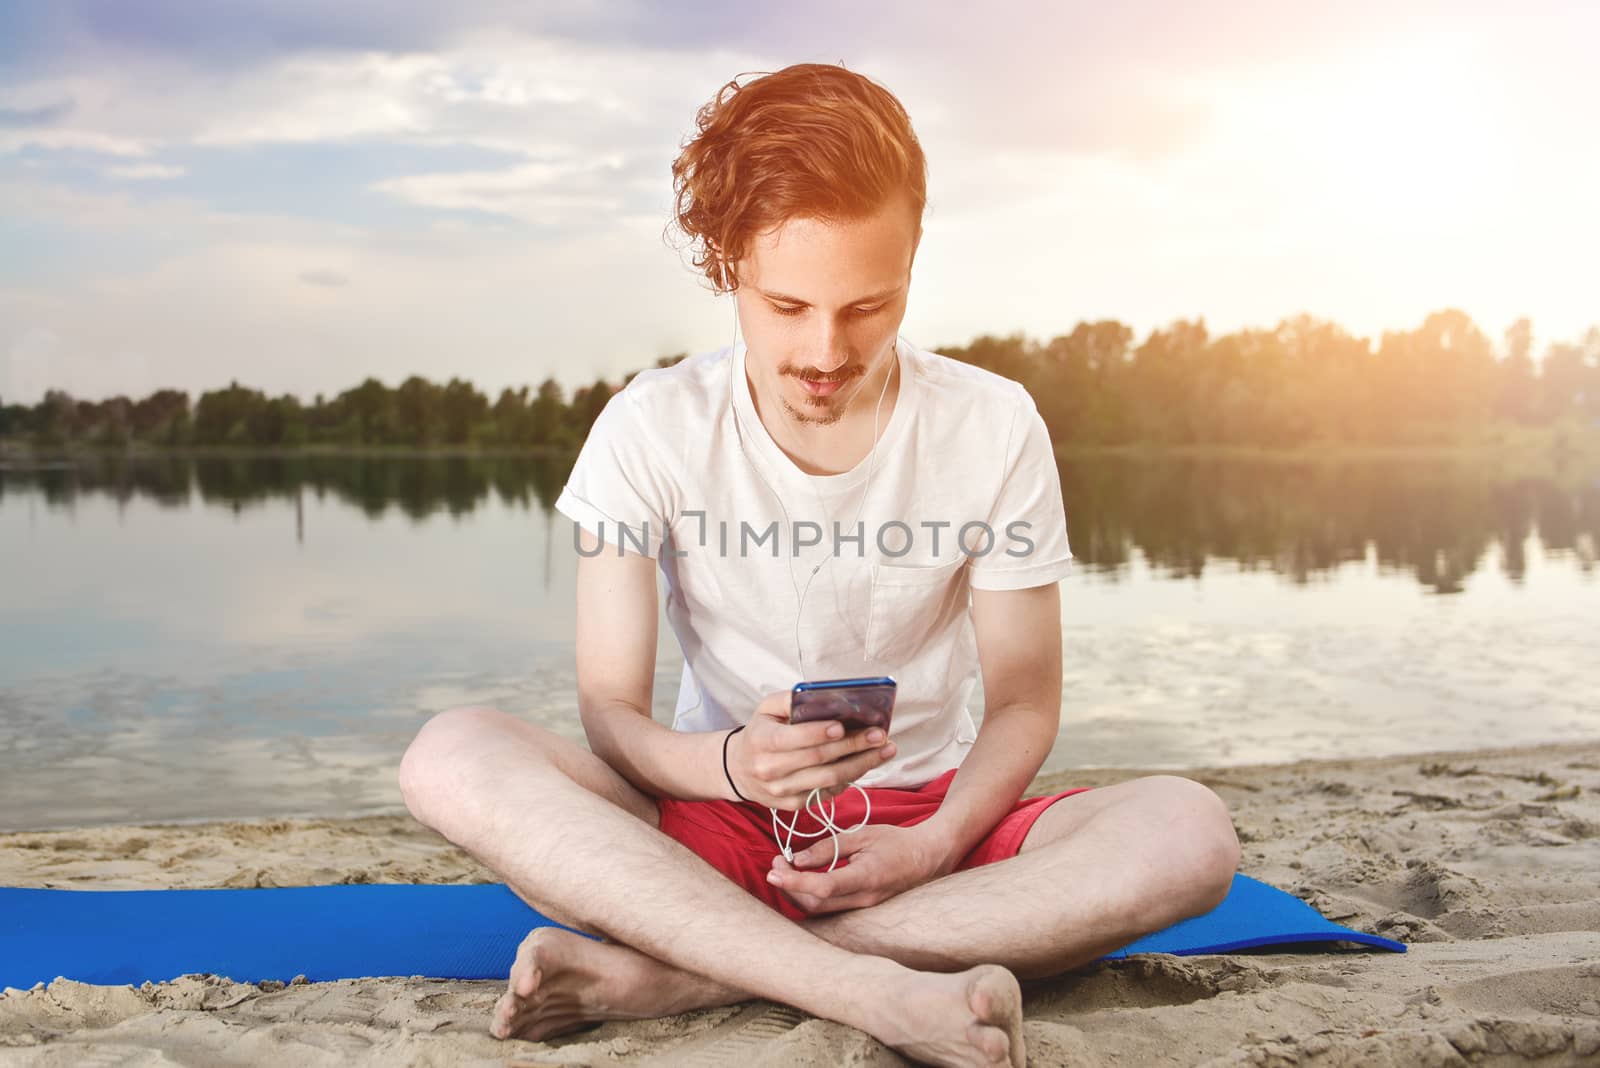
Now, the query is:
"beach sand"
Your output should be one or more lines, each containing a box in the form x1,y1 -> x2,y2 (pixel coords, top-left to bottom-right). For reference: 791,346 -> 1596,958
3,741 -> 1598,1066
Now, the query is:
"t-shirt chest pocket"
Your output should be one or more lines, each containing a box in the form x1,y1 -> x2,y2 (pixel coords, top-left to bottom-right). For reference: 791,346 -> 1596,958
864,556 -> 970,667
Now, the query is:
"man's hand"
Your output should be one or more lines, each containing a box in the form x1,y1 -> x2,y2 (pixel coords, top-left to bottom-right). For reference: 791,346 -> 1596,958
765,822 -> 952,914
725,691 -> 896,811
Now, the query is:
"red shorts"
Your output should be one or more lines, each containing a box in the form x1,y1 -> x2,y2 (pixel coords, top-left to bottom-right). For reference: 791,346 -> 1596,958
656,768 -> 1090,920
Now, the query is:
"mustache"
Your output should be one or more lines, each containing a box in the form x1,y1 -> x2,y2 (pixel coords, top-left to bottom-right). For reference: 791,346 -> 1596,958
780,365 -> 864,383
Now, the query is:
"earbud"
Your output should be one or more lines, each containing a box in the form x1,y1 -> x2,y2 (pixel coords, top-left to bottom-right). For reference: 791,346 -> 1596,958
712,264 -> 887,868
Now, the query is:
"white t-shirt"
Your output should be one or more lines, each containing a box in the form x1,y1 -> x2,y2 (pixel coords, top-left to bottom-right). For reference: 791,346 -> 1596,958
554,334 -> 1073,788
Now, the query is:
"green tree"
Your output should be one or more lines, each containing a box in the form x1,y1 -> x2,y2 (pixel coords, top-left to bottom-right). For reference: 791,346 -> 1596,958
439,377 -> 488,445
335,377 -> 394,445
1129,319 -> 1209,445
1540,340 -> 1589,421
394,375 -> 441,446
1275,315 -> 1375,444
91,395 -> 133,448
1035,321 -> 1134,444
130,389 -> 190,441
566,377 -> 614,441
492,385 -> 531,445
1375,309 -> 1495,439
35,391 -> 79,445
1496,317 -> 1538,424
529,377 -> 569,448
194,381 -> 270,445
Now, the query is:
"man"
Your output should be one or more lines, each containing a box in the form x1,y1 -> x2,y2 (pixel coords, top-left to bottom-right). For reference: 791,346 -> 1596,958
399,63 -> 1239,1068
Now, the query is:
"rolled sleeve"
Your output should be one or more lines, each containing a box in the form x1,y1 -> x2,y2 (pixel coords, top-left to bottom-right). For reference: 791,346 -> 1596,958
554,389 -> 676,559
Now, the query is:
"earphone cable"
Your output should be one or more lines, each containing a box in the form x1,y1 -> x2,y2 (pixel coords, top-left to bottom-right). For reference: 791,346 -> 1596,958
720,277 -> 893,870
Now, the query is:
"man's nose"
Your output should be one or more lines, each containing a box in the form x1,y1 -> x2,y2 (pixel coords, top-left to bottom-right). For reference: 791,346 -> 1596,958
809,320 -> 851,375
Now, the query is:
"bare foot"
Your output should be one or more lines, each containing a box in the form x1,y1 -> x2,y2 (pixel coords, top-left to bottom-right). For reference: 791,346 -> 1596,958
489,927 -> 736,1042
872,964 -> 1025,1067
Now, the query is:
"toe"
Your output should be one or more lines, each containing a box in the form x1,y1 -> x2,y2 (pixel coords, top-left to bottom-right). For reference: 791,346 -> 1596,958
965,1022 -> 1010,1064
511,933 -> 546,997
492,964 -> 545,1042
967,966 -> 1024,1067
517,965 -> 542,999
490,992 -> 517,1039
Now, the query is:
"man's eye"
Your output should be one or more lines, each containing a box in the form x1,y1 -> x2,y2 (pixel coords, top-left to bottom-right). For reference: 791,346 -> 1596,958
768,303 -> 883,317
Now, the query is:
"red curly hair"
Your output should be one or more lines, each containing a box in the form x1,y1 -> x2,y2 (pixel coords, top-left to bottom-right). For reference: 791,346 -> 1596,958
668,62 -> 928,294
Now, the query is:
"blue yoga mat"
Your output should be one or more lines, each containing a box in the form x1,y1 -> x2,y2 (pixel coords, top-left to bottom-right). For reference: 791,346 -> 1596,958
0,874 -> 1401,990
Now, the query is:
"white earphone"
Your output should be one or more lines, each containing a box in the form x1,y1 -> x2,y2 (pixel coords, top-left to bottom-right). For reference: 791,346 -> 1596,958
717,256 -> 896,869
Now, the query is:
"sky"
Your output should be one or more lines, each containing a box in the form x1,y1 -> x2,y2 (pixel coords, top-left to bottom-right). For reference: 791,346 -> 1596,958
1,1 -> 1596,405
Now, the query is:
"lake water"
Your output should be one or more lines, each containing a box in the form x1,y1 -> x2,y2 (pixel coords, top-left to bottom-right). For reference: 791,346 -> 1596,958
2,452 -> 1597,831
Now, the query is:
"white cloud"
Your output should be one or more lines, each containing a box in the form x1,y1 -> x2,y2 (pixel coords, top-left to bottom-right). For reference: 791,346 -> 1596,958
0,33 -> 726,159
105,162 -> 186,180
371,155 -> 634,227
191,52 -> 434,146
0,127 -> 148,156
0,78 -> 152,156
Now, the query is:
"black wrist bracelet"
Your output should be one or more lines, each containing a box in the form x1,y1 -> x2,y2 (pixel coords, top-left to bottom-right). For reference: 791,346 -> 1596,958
722,725 -> 751,803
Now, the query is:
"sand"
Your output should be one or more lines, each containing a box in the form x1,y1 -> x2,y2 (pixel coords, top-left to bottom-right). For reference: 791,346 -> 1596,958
2,741 -> 1598,1066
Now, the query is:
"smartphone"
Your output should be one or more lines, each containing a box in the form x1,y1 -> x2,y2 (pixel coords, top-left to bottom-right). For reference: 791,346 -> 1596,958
789,676 -> 896,734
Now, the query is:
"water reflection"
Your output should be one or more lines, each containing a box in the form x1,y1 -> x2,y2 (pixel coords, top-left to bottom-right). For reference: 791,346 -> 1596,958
1057,457 -> 1599,592
4,452 -> 1598,830
4,453 -> 1595,592
0,453 -> 569,521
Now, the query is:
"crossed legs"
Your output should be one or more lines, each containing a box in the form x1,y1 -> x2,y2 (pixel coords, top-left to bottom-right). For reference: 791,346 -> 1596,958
398,707 -> 1239,1065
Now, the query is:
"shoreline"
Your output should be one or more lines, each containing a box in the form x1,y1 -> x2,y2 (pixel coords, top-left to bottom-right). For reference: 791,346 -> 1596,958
5,421 -> 1599,465
0,737 -> 1591,839
4,740 -> 1598,1064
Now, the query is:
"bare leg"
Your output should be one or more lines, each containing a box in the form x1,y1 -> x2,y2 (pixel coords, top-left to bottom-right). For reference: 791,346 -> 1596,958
399,707 -> 1025,1066
489,772 -> 1239,1036
811,773 -> 1240,974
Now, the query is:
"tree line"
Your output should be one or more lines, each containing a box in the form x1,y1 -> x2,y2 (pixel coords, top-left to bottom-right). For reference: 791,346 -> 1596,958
942,310 -> 1598,447
2,309 -> 1596,451
0,367 -> 652,452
